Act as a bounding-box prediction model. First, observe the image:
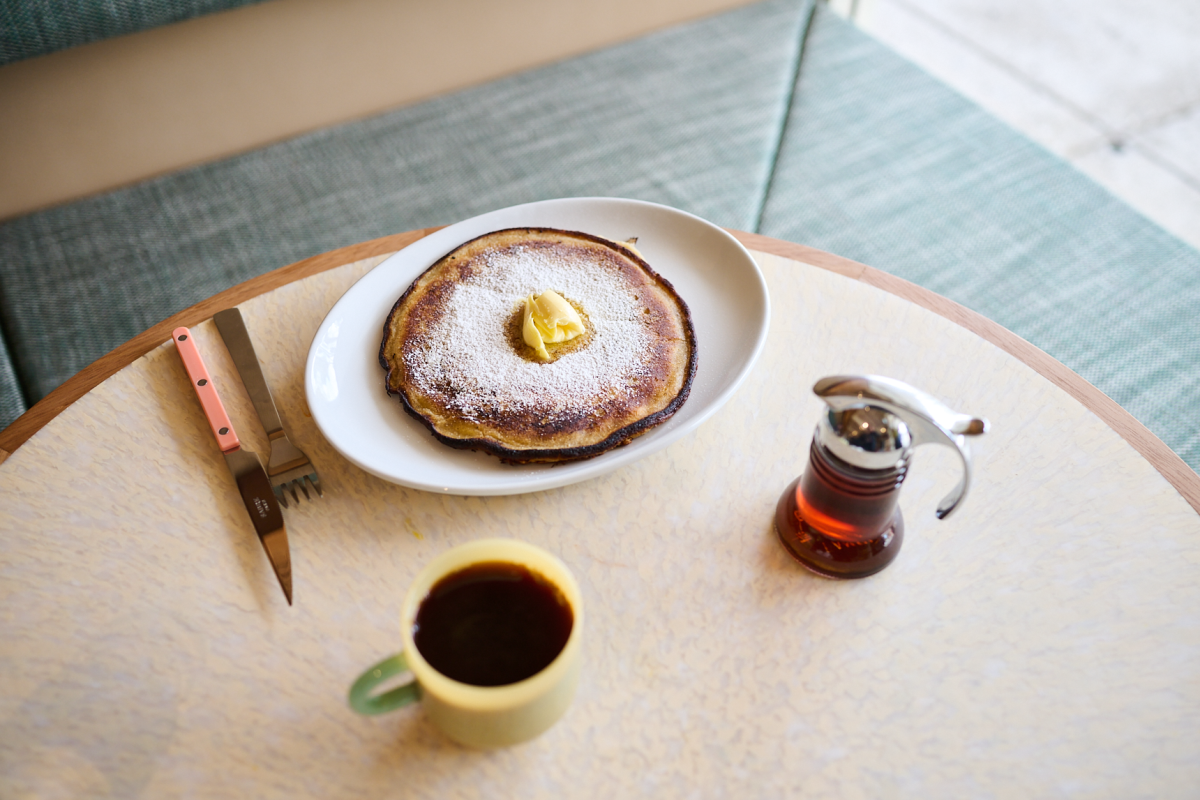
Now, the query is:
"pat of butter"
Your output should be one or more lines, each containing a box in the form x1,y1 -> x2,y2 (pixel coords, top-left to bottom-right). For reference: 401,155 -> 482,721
523,290 -> 584,361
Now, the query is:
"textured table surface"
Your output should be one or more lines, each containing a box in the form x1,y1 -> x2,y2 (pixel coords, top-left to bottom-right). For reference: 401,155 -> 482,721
2,247 -> 1198,798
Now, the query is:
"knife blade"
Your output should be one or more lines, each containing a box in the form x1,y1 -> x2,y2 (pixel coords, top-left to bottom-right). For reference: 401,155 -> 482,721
173,326 -> 293,605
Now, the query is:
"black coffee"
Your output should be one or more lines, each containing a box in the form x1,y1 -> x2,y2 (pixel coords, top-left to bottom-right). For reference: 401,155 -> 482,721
413,561 -> 573,687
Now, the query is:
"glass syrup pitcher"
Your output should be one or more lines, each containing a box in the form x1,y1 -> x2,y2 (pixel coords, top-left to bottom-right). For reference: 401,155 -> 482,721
774,375 -> 988,579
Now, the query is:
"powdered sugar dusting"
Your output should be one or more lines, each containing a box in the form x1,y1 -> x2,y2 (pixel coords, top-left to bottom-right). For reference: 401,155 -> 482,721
404,242 -> 655,421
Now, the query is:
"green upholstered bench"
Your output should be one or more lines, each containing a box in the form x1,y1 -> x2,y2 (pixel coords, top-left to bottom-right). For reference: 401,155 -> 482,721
1,0 -> 1198,475
0,0 -> 267,63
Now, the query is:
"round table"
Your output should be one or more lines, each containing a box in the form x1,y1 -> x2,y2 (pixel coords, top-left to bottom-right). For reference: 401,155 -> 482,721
2,230 -> 1197,797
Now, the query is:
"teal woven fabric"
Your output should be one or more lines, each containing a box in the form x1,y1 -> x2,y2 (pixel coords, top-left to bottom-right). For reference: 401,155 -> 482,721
0,331 -> 24,431
0,0 -> 810,406
759,6 -> 1200,473
0,0 -> 267,64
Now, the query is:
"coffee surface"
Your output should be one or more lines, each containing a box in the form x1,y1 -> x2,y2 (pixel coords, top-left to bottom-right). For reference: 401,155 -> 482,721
414,561 -> 573,687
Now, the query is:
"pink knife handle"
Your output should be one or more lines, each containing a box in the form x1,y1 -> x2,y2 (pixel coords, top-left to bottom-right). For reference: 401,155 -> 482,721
173,326 -> 241,453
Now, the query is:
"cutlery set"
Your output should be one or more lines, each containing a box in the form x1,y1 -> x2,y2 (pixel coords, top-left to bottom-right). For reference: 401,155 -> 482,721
173,308 -> 320,605
214,309 -> 323,508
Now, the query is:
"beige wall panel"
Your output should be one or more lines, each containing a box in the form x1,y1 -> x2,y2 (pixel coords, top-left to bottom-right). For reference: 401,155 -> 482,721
0,0 -> 756,221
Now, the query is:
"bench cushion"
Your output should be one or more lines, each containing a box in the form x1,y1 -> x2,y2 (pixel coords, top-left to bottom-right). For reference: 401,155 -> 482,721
0,334 -> 22,430
0,0 -> 267,64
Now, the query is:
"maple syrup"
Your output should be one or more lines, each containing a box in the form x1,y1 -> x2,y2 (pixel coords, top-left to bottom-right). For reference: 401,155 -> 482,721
775,375 -> 988,579
775,440 -> 908,578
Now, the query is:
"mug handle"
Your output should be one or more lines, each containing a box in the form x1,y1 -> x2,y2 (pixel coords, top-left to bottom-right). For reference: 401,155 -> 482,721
349,654 -> 422,715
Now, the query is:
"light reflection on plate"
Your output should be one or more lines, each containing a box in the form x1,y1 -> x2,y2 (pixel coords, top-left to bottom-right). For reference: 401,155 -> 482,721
311,321 -> 340,402
304,197 -> 769,495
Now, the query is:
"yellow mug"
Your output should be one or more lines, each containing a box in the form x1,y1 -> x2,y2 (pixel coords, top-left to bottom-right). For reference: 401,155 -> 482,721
349,539 -> 583,748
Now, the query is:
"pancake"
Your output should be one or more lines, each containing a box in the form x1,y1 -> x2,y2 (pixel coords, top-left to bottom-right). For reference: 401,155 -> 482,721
379,227 -> 697,463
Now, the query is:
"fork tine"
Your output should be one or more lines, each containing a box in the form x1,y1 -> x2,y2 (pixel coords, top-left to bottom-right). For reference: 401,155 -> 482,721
268,469 -> 322,509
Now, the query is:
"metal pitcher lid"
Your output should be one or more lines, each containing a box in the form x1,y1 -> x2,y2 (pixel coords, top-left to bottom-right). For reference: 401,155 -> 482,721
813,375 -> 989,519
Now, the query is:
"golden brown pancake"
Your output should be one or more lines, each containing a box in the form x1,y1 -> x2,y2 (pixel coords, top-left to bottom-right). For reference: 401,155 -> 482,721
379,227 -> 697,463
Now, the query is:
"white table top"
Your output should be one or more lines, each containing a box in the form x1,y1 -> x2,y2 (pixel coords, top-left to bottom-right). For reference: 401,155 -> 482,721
2,239 -> 1198,797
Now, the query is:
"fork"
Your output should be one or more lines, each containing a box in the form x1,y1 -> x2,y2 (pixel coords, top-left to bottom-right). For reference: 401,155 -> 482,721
213,307 -> 323,508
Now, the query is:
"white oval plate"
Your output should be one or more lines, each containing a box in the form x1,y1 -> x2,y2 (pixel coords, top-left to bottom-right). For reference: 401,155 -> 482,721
305,197 -> 769,495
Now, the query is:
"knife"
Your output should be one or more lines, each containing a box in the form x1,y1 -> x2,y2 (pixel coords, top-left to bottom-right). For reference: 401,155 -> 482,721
173,326 -> 293,605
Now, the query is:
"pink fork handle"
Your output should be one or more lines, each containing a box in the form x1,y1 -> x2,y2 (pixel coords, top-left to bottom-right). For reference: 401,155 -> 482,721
173,326 -> 240,453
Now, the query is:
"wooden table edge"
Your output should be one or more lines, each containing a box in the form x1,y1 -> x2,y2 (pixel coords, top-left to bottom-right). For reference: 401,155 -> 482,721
3,227 -> 1197,516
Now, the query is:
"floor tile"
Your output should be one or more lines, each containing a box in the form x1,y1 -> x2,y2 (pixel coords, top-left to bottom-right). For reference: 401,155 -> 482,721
1072,143 -> 1200,251
847,0 -> 1105,156
1136,105 -> 1200,185
839,0 -> 1200,251
861,0 -> 1200,137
